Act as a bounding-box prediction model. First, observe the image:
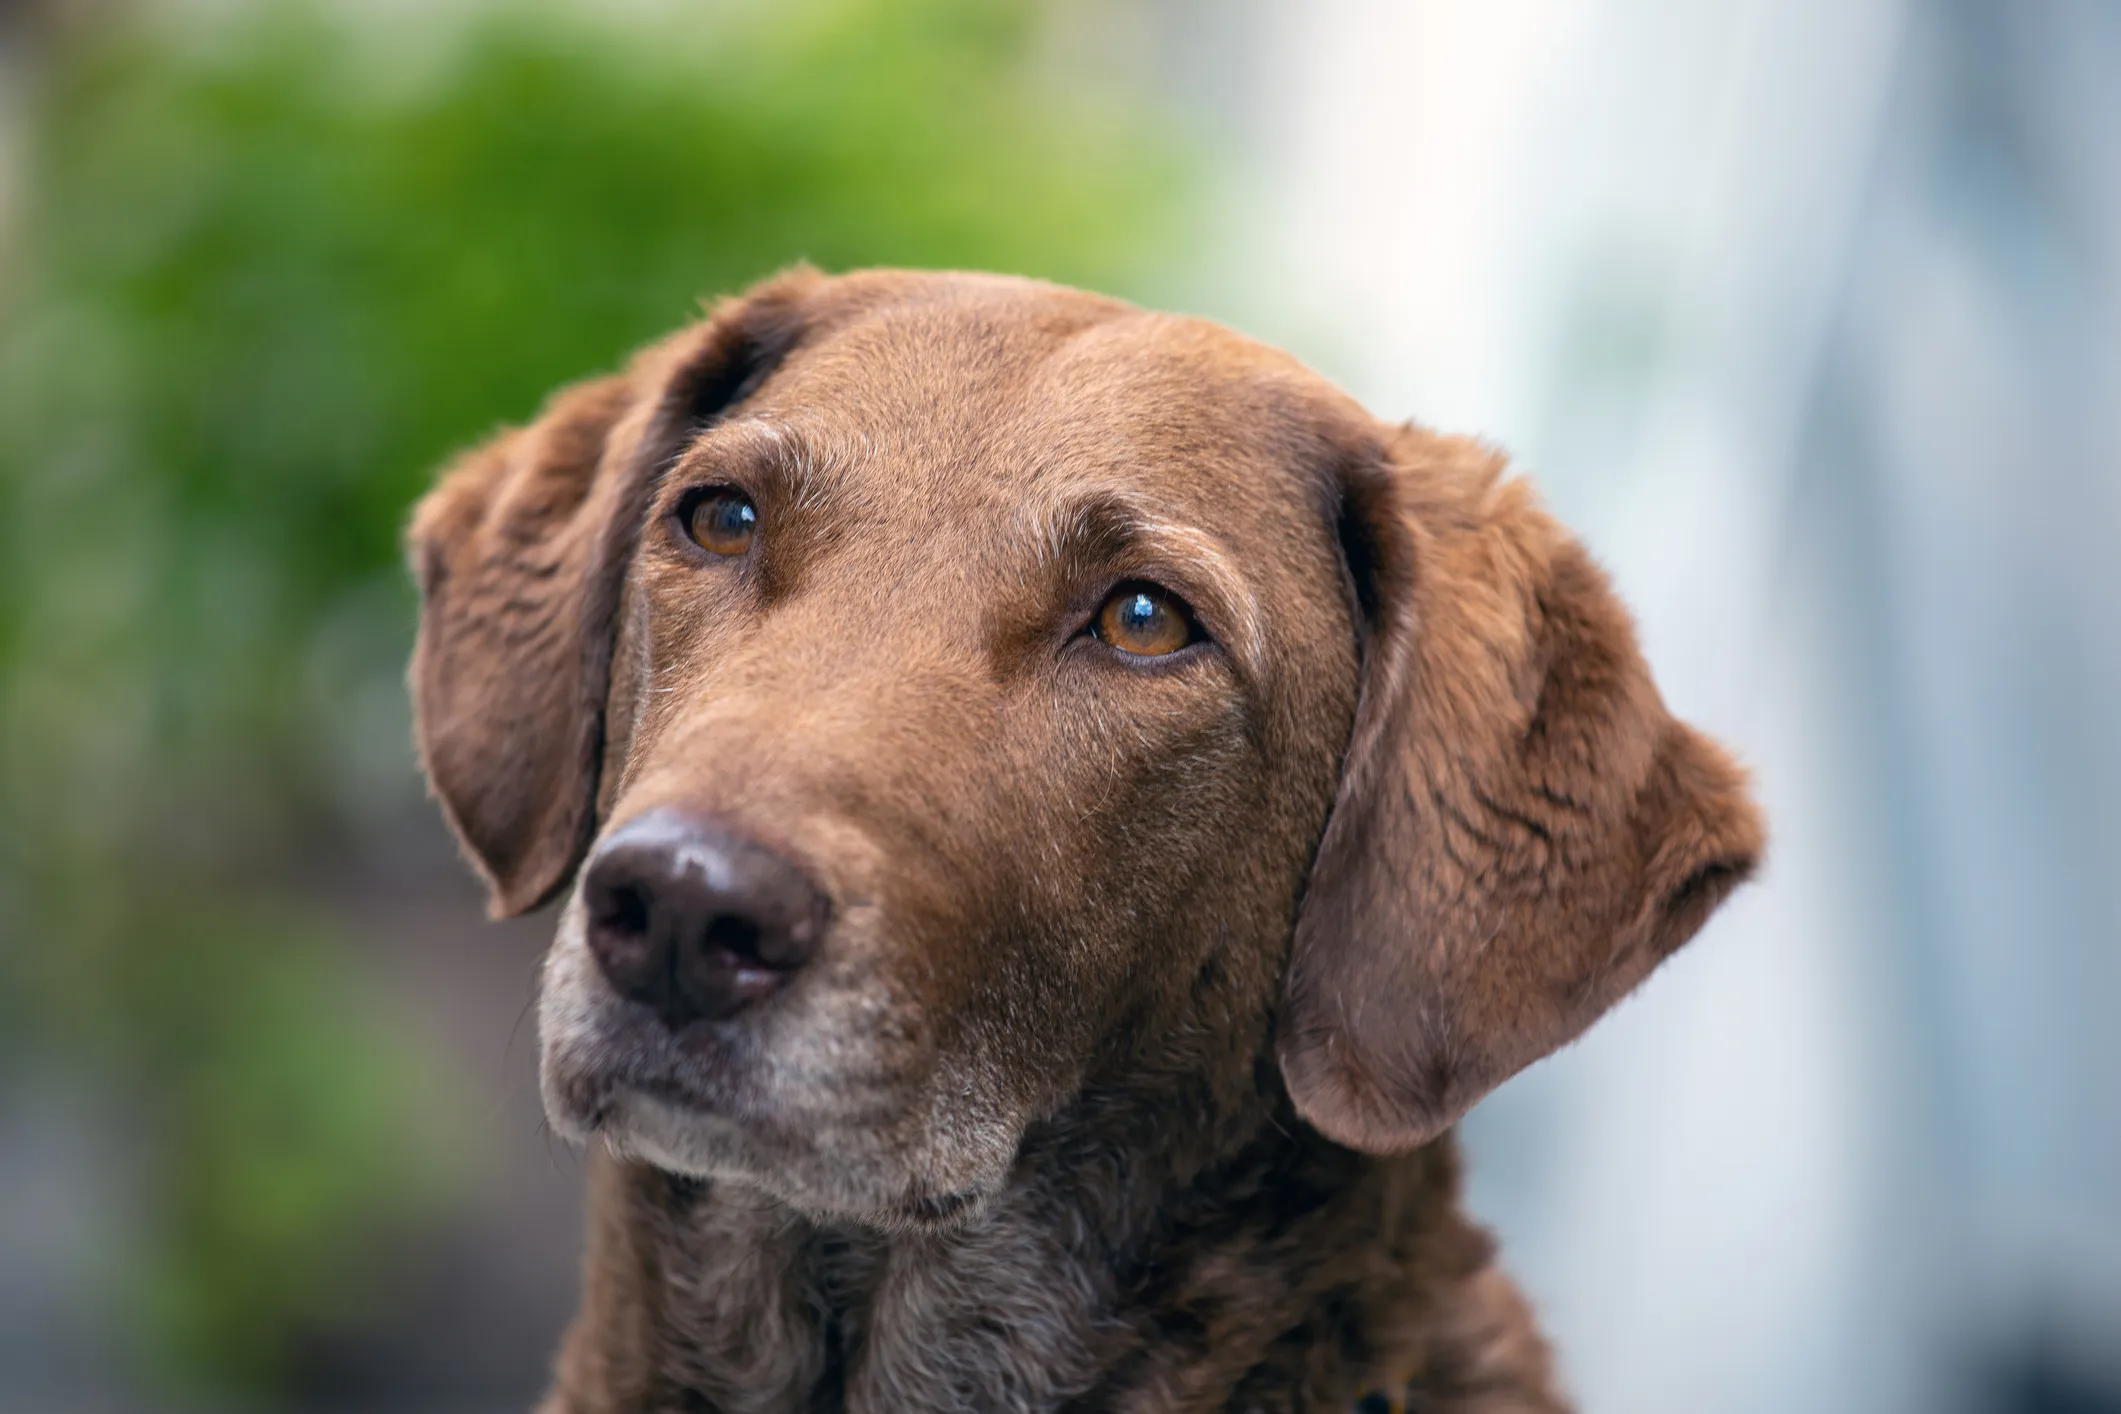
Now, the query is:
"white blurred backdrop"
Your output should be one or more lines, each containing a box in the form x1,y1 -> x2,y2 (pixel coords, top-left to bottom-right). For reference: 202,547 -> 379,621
1187,2 -> 2121,1411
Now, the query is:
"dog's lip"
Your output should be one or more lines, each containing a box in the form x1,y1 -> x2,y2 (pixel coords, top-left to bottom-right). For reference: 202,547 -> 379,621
580,1051 -> 749,1116
544,956 -> 936,1159
549,1009 -> 760,1128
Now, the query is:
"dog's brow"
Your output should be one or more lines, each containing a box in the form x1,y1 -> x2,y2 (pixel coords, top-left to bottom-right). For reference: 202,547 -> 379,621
1023,492 -> 1264,668
685,415 -> 845,509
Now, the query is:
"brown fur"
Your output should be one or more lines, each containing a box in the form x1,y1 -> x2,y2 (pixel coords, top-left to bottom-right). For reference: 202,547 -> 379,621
407,268 -> 1763,1413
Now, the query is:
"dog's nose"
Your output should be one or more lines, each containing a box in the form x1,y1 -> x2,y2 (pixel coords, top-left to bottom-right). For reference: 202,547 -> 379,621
579,809 -> 829,1026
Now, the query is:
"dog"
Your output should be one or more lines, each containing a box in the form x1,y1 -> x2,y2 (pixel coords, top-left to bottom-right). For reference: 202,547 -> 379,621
407,267 -> 1763,1413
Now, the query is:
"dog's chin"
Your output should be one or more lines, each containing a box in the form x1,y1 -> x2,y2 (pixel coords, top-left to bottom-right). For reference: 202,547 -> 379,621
540,1045 -> 1012,1232
596,1091 -> 999,1232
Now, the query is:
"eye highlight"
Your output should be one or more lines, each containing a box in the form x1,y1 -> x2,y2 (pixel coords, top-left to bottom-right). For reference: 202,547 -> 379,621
1093,584 -> 1198,658
679,487 -> 757,556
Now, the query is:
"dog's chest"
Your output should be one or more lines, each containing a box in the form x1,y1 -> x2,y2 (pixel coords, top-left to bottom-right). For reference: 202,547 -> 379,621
653,1201 -> 1416,1414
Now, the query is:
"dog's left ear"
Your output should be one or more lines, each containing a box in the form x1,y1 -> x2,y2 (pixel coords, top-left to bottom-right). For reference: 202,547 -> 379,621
1279,429 -> 1765,1153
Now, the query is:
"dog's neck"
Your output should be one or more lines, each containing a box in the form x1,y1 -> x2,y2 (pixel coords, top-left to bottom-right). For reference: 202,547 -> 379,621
539,1085 -> 1564,1414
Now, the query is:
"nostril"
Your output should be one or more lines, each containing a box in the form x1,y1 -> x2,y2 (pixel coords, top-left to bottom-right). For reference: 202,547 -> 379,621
583,870 -> 670,1013
675,911 -> 794,1019
592,880 -> 651,938
702,914 -> 764,966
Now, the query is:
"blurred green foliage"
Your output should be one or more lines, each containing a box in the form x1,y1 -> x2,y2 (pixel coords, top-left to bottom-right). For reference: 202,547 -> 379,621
0,0 -> 1184,1394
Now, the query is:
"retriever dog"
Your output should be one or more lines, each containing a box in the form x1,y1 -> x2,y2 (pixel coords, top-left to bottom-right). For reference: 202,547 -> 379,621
408,267 -> 1763,1413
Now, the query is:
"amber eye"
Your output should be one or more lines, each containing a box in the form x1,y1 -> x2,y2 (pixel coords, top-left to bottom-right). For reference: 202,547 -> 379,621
1093,584 -> 1196,658
681,488 -> 757,555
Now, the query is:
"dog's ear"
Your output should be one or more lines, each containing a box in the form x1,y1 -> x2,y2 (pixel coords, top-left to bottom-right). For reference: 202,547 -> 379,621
1279,429 -> 1764,1153
408,268 -> 821,917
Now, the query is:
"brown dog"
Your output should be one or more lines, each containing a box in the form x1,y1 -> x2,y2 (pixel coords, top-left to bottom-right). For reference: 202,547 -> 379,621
408,267 -> 1762,1413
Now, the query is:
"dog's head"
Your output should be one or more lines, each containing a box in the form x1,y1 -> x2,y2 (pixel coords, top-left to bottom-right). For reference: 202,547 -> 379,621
409,269 -> 1762,1225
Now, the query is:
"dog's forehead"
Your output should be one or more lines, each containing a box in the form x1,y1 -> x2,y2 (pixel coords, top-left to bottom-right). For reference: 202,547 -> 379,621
736,282 -> 1366,528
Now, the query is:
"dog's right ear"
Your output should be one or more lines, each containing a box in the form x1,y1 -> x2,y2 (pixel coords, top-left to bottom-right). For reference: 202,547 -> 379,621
408,268 -> 821,917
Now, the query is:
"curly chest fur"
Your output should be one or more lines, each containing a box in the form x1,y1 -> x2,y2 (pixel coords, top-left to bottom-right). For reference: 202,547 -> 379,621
540,1132 -> 1566,1414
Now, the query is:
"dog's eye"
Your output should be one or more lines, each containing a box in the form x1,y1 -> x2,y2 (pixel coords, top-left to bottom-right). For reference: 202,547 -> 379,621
1094,584 -> 1197,658
680,488 -> 757,556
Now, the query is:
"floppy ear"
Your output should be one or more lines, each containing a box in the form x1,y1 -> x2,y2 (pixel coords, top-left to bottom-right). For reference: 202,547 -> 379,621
407,268 -> 821,917
1279,429 -> 1765,1153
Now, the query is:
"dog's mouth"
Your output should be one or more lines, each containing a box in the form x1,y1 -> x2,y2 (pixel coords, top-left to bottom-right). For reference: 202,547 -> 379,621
542,1002 -> 762,1136
550,1052 -> 996,1230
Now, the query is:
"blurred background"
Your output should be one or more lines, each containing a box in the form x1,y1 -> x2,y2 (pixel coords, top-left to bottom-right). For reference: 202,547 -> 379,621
0,0 -> 2113,1410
